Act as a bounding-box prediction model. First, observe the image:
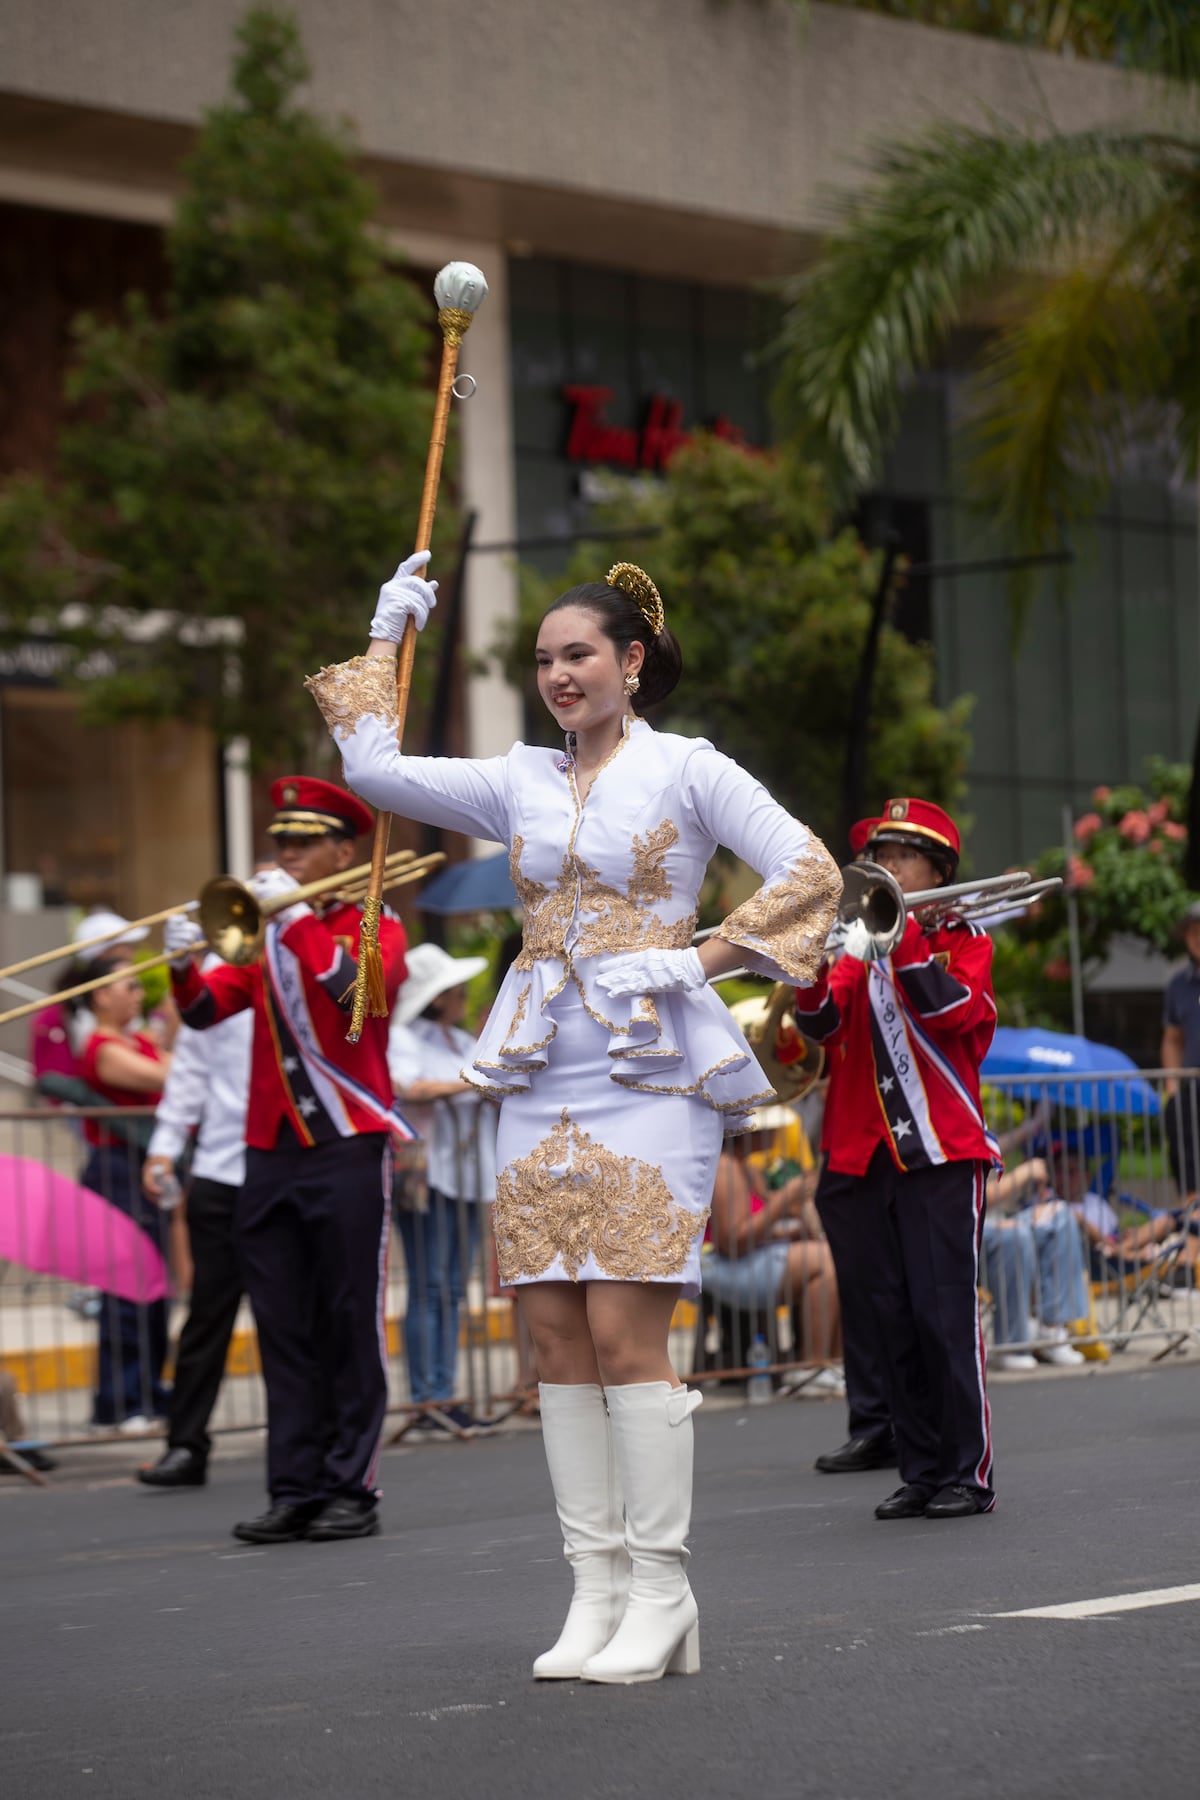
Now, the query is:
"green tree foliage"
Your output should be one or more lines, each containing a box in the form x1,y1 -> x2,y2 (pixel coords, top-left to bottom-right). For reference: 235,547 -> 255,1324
498,435 -> 972,856
993,758 -> 1193,1026
822,1 -> 1200,74
0,8 -> 437,766
774,14 -> 1200,632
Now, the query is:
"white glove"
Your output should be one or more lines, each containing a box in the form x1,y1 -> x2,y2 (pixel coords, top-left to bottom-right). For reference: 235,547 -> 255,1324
369,550 -> 439,642
247,866 -> 312,930
164,914 -> 204,971
825,914 -> 880,964
594,947 -> 707,999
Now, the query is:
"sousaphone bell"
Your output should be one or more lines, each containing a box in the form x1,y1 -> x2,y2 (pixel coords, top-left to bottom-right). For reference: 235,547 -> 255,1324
729,983 -> 825,1105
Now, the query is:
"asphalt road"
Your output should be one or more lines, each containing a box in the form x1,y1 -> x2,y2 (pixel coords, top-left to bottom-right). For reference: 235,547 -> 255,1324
2,1364 -> 1199,1800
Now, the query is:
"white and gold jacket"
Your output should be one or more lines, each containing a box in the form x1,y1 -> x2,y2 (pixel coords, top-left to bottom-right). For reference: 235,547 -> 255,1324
307,656 -> 842,1127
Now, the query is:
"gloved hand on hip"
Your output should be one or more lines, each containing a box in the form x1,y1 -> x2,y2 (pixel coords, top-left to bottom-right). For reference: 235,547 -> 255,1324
164,914 -> 205,971
247,866 -> 312,931
369,550 -> 439,643
594,947 -> 707,999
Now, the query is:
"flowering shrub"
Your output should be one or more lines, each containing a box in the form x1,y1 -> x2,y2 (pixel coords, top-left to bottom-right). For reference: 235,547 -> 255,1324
994,758 -> 1195,1028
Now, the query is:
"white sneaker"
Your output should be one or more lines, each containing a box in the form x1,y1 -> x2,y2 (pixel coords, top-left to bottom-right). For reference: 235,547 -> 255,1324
786,1368 -> 847,1398
115,1414 -> 156,1435
990,1351 -> 1037,1373
1035,1342 -> 1085,1368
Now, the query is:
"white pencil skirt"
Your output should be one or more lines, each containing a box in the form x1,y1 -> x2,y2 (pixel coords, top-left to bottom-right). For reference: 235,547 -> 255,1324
492,979 -> 720,1297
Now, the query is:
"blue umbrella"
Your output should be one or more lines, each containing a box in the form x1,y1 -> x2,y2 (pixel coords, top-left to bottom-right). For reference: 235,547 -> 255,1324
982,1025 -> 1159,1117
415,850 -> 517,917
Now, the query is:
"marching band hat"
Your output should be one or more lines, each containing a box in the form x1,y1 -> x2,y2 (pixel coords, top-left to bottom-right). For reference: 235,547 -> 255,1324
268,776 -> 374,841
394,942 -> 490,1026
850,797 -> 960,877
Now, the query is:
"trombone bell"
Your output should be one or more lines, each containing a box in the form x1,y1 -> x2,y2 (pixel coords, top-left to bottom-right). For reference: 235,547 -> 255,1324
198,876 -> 264,968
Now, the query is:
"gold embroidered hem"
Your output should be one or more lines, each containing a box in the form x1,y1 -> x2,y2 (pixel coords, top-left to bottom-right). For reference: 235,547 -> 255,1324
716,848 -> 843,984
494,1107 -> 707,1284
305,655 -> 400,741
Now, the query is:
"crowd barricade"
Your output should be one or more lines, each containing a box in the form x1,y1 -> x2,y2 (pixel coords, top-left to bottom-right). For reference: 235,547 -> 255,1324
4,1067 -> 1197,1451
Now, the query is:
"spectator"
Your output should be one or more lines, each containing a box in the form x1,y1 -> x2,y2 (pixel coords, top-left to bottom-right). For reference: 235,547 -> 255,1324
66,954 -> 172,1433
982,1156 -> 1089,1371
1161,899 -> 1200,1209
388,943 -> 498,1437
702,1107 -> 842,1389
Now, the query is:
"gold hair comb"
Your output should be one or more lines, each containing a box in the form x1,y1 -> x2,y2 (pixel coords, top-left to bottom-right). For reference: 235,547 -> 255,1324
607,562 -> 665,636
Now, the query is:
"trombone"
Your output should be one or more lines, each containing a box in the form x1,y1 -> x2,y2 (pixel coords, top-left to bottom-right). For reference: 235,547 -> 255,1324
835,861 -> 1062,960
0,849 -> 445,1028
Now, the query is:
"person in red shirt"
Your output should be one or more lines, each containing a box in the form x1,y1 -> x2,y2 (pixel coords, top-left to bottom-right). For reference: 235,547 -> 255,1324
68,957 -> 171,1430
793,798 -> 998,1520
165,777 -> 409,1545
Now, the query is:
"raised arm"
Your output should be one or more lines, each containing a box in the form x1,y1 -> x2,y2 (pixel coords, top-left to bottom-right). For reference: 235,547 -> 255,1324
306,554 -> 511,842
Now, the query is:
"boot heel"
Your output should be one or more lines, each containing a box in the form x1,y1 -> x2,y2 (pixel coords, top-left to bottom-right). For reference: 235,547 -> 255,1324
667,1621 -> 700,1676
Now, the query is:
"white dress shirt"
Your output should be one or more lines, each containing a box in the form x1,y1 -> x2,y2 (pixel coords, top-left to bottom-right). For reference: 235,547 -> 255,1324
147,960 -> 253,1187
387,1017 -> 497,1201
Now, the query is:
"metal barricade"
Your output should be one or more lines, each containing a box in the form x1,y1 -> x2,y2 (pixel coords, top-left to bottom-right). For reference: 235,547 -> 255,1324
5,1066 -> 1195,1450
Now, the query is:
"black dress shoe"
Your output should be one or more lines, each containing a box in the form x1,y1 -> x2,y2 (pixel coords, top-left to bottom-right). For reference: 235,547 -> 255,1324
815,1434 -> 898,1474
924,1484 -> 990,1519
137,1446 -> 206,1488
874,1483 -> 934,1520
306,1497 -> 380,1541
232,1500 -> 325,1544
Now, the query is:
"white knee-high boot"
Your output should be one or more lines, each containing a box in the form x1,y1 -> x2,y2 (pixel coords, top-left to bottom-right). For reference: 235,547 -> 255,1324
581,1382 -> 702,1685
532,1383 -> 630,1679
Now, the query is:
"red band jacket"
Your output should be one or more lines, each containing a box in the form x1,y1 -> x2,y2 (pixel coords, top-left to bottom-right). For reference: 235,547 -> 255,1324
792,914 -> 998,1177
171,902 -> 408,1151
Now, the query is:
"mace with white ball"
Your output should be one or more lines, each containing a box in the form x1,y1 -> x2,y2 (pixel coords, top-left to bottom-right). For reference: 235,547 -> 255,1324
350,260 -> 489,1040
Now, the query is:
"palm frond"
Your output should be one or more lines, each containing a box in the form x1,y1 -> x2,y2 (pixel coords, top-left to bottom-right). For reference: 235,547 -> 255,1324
966,190 -> 1195,633
776,123 -> 1180,485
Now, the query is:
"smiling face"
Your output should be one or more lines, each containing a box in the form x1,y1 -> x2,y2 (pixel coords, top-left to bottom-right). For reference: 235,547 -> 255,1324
534,606 -> 644,739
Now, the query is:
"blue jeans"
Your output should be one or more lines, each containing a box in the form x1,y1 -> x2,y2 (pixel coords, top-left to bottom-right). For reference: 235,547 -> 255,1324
395,1192 -> 482,1404
982,1204 -> 1090,1344
86,1145 -> 171,1426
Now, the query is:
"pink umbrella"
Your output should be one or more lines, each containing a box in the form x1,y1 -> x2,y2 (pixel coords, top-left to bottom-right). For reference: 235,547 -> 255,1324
0,1155 -> 169,1303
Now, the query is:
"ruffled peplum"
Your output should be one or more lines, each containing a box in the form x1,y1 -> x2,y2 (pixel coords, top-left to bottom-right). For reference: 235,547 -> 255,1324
463,958 -> 776,1128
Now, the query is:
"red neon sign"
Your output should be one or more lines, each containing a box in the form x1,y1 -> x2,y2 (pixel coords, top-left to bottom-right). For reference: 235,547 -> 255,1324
563,386 -> 749,471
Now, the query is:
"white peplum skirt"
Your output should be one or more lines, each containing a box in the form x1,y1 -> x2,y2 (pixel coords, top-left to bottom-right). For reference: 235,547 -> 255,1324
492,980 -> 721,1298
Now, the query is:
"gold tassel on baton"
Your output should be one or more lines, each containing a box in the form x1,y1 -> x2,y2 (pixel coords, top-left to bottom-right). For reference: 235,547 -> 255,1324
348,260 -> 489,1042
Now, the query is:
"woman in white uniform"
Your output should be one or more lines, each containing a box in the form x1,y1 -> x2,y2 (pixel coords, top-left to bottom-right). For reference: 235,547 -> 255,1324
307,557 -> 840,1685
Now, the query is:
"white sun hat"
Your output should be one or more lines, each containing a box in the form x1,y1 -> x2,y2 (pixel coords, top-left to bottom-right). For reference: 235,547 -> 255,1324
395,942 -> 491,1025
72,910 -> 150,964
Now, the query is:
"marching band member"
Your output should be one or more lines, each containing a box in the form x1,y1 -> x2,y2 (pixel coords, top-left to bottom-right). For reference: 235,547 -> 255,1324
793,799 -> 999,1521
163,779 -> 409,1544
306,555 -> 840,1683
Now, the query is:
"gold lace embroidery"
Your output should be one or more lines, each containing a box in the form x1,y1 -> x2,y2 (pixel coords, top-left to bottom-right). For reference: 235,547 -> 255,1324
507,984 -> 531,1040
512,820 -> 696,972
511,839 -> 579,971
305,655 -> 399,741
716,847 -> 843,984
493,1107 -> 706,1283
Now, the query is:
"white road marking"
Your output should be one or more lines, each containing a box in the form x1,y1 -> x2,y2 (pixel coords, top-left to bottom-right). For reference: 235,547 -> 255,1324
915,1623 -> 988,1637
993,1583 -> 1200,1621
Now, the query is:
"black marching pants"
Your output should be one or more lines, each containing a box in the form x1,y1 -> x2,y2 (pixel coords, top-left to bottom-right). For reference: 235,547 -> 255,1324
167,1177 -> 243,1460
816,1166 -> 894,1444
829,1145 -> 994,1504
237,1132 -> 391,1507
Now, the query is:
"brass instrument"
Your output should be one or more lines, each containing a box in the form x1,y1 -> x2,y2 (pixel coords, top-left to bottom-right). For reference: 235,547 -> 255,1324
729,985 -> 825,1105
0,850 -> 444,1028
836,860 -> 1063,960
